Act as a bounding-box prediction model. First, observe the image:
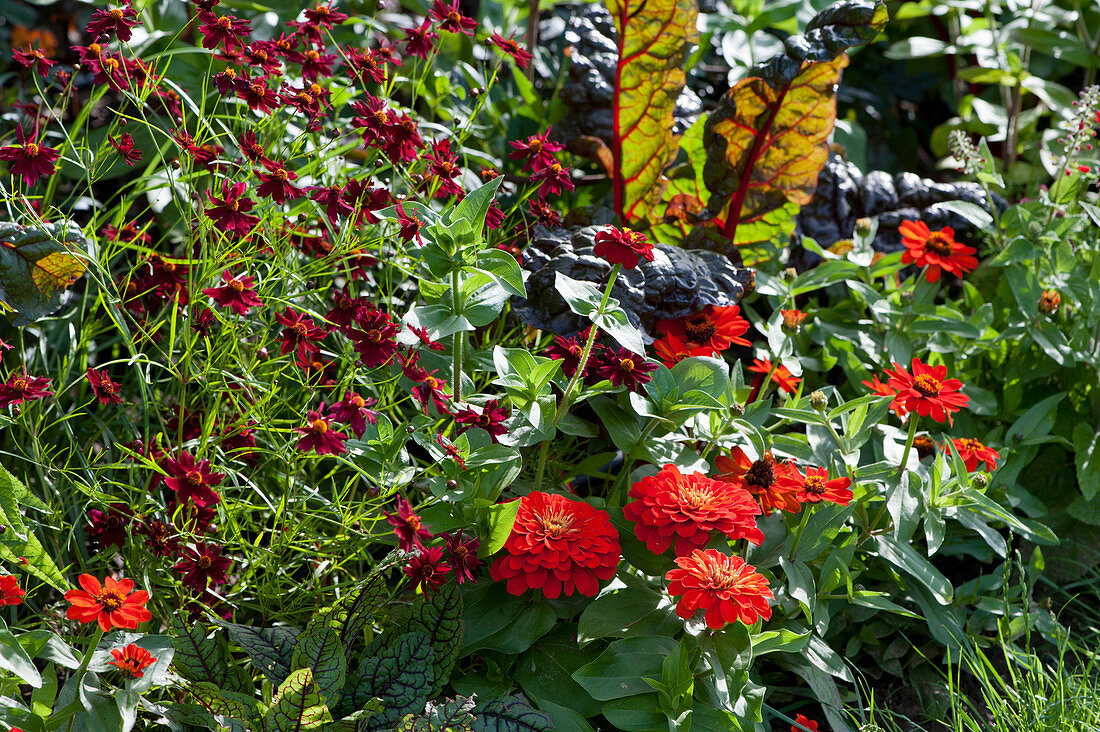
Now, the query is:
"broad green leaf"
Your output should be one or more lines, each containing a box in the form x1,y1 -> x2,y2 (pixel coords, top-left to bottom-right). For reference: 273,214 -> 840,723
474,249 -> 526,298
572,636 -> 675,700
471,695 -> 554,732
218,623 -> 300,685
577,587 -> 680,643
0,221 -> 87,326
0,464 -> 65,591
169,617 -> 232,687
290,621 -> 346,706
343,632 -> 433,728
0,623 -> 41,687
554,272 -> 605,319
186,682 -> 257,724
847,592 -> 921,619
514,626 -> 602,719
335,571 -> 391,653
485,499 -> 521,556
1073,423 -> 1100,502
591,307 -> 645,356
609,0 -> 698,225
873,534 -> 953,604
390,584 -> 463,695
449,176 -> 504,239
263,667 -> 333,732
750,627 -> 812,655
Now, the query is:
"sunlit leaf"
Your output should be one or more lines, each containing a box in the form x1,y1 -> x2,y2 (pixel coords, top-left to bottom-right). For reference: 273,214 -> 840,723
0,221 -> 87,326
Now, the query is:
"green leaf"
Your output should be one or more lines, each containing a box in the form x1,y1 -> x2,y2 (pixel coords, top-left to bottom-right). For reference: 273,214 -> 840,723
455,271 -> 510,328
170,617 -> 232,687
263,668 -> 333,732
334,570 -> 391,654
515,626 -> 602,719
475,250 -> 526,298
847,592 -> 920,619
671,357 -> 730,408
0,464 -> 65,591
803,634 -> 853,683
344,632 -> 433,729
1073,423 -> 1100,502
591,307 -> 646,356
554,272 -> 605,318
0,622 -> 42,687
219,623 -> 299,685
449,176 -> 504,239
290,621 -> 345,707
873,534 -> 953,604
577,587 -> 680,643
471,695 -> 554,732
389,584 -> 464,695
186,681 -> 258,724
0,221 -> 88,326
886,472 -> 922,542
609,0 -> 699,225
702,623 -> 752,709
485,500 -> 521,556
572,637 -> 675,701
750,627 -> 812,655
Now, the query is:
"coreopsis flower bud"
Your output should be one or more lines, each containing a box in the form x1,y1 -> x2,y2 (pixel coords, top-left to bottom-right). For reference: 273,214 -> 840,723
810,390 -> 827,411
780,308 -> 807,334
900,290 -> 915,304
730,403 -> 745,416
1038,289 -> 1060,315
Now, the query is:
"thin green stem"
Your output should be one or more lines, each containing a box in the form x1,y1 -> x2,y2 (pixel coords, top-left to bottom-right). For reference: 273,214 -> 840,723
897,414 -> 920,478
452,267 -> 464,401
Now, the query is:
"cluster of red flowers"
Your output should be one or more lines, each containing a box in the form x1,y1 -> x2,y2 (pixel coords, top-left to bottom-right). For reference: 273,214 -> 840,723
544,327 -> 658,394
384,496 -> 483,594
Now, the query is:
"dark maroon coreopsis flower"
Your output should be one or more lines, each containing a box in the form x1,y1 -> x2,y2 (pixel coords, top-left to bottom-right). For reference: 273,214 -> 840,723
293,403 -> 349,455
594,347 -> 658,391
204,180 -> 260,238
385,496 -> 433,552
0,126 -> 61,186
243,41 -> 282,75
85,2 -> 140,42
404,545 -> 452,594
408,325 -> 445,351
86,506 -> 131,550
13,45 -> 57,77
108,133 -> 143,166
275,307 -> 327,358
256,160 -> 305,204
527,198 -> 561,227
530,161 -> 574,198
236,74 -> 281,114
174,542 -> 232,592
163,452 -> 225,508
490,33 -> 533,69
430,0 -> 478,34
0,369 -> 54,408
593,226 -> 654,270
191,308 -> 216,337
509,129 -> 564,171
308,183 -> 355,224
342,180 -> 392,225
544,334 -> 586,378
304,2 -> 348,28
346,307 -> 399,368
396,202 -> 425,245
443,530 -> 482,584
351,95 -> 392,141
137,520 -> 180,558
197,10 -> 253,51
86,368 -> 124,405
402,19 -> 438,59
325,288 -> 367,328
402,358 -> 451,415
202,270 -> 263,315
454,399 -> 509,442
383,114 -> 423,163
327,390 -> 377,438
237,130 -> 270,164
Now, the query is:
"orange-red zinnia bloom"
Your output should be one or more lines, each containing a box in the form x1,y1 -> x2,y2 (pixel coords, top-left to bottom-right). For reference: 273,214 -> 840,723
0,575 -> 25,605
490,492 -> 620,599
778,466 -> 854,506
748,358 -> 801,394
780,309 -> 807,333
946,437 -> 1000,472
108,644 -> 157,678
624,464 -> 763,555
657,305 -> 751,353
899,220 -> 978,283
884,358 -> 969,425
712,447 -> 800,513
862,374 -> 908,419
652,331 -> 713,368
665,549 -> 773,629
64,574 -> 151,632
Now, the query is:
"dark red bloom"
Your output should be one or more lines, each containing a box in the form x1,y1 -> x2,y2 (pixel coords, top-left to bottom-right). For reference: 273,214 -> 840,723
408,325 -> 445,351
351,95 -> 392,142
0,125 -> 61,186
435,433 -> 467,470
174,542 -> 232,592
293,403 -> 349,455
325,288 -> 367,328
326,390 -> 377,438
884,357 -> 969,425
665,549 -> 773,629
0,575 -> 25,606
109,133 -> 143,166
342,179 -> 392,225
508,129 -> 563,171
490,33 -> 533,69
304,2 -> 348,27
13,45 -> 56,77
308,183 -> 354,224
256,159 -> 305,203
385,496 -> 434,552
204,180 -> 260,238
593,347 -> 657,392
202,270 -> 263,315
197,10 -> 252,51
490,492 -> 620,599
777,465 -> 853,506
237,74 -> 281,113
137,520 -> 180,558
163,452 -> 224,509
544,334 -> 586,378
430,0 -> 478,35
191,308 -> 216,337
86,368 -> 124,405
243,41 -> 283,75
86,506 -> 131,550
530,161 -> 574,198
346,307 -> 399,368
396,201 -> 425,245
593,226 -> 653,270
454,399 -> 509,442
108,644 -> 157,678
0,369 -> 54,408
527,198 -> 561,227
404,545 -> 452,594
382,114 -> 423,163
443,530 -> 482,585
85,2 -> 140,42
275,307 -> 327,358
403,19 -> 438,59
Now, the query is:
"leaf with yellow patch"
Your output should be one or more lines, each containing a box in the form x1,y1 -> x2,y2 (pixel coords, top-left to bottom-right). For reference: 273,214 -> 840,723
0,221 -> 87,326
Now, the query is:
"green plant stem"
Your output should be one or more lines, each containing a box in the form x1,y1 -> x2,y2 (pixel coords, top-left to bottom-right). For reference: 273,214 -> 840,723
786,503 -> 812,561
897,414 -> 920,478
452,267 -> 464,402
56,626 -> 105,732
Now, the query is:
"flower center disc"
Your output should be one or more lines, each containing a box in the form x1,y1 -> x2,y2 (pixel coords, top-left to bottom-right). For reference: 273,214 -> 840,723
684,316 -> 716,343
925,233 -> 953,256
913,374 -> 942,397
97,589 -> 125,612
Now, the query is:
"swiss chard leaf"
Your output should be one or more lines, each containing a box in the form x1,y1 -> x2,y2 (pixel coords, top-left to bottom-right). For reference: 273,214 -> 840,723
0,221 -> 87,326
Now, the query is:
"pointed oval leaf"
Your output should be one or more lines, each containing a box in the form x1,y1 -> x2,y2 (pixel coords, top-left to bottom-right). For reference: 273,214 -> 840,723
265,667 -> 333,732
0,221 -> 87,326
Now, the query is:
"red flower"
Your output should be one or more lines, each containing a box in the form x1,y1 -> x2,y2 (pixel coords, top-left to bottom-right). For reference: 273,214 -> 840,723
108,644 -> 157,678
191,308 -> 216,337
293,403 -> 349,455
85,2 -> 140,42
665,549 -> 773,629
86,368 -> 123,405
712,447 -> 800,514
657,305 -> 751,352
899,220 -> 978,283
778,465 -> 853,506
174,542 -> 232,592
443,530 -> 482,585
409,369 -> 452,416
435,433 -> 467,470
202,270 -> 263,315
109,133 -> 143,166
544,334 -> 587,378
163,451 -> 224,508
385,496 -> 434,552
13,45 -> 57,77
780,308 -> 807,334
408,325 -> 445,351
791,714 -> 819,732
137,520 -> 179,558
404,545 -> 453,594
624,464 -> 763,555
237,75 -> 281,113
308,183 -> 355,224
197,10 -> 253,51
652,331 -> 714,368
490,33 -> 533,69
490,492 -> 620,599
508,129 -> 563,171
593,347 -> 658,392
403,19 -> 438,59
527,198 -> 561,227
275,307 -> 327,359
884,358 -> 969,425
748,358 -> 801,394
454,399 -> 509,442
530,161 -> 575,198
946,437 -> 1000,472
204,180 -> 260,238
346,307 -> 399,368
862,374 -> 908,418
256,159 -> 305,203
86,506 -> 131,550
0,125 -> 61,186
430,0 -> 478,35
64,574 -> 152,632
0,575 -> 25,605
326,390 -> 377,438
0,369 -> 54,408
593,226 -> 653,270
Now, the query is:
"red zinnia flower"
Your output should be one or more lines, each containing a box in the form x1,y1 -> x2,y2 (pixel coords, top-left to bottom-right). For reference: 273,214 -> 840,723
653,332 -> 713,368
202,270 -> 263,316
109,133 -> 143,166
490,33 -> 534,69
204,181 -> 260,238
326,390 -> 377,438
293,403 -> 349,455
173,542 -> 232,592
946,437 -> 1000,472
0,125 -> 61,186
163,451 -> 224,508
657,305 -> 751,352
385,495 -> 434,552
748,358 -> 801,394
778,465 -> 853,506
0,575 -> 25,605
862,374 -> 908,418
624,464 -> 764,556
593,347 -> 658,392
594,227 -> 654,270
430,0 -> 478,35
275,307 -> 327,359
64,574 -> 152,632
404,545 -> 453,594
791,714 -> 819,732
884,358 -> 969,425
443,530 -> 482,585
0,369 -> 54,408
898,220 -> 978,283
108,644 -> 157,678
712,447 -> 800,514
665,549 -> 773,629
86,506 -> 131,550
85,2 -> 140,42
490,492 -> 620,599
86,368 -> 124,405
454,399 -> 509,442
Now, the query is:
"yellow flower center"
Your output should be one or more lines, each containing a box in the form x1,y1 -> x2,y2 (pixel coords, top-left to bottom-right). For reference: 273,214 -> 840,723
228,279 -> 245,292
185,470 -> 204,486
12,378 -> 28,392
913,374 -> 941,397
407,516 -> 422,530
311,418 -> 328,433
924,232 -> 954,256
620,358 -> 635,372
803,475 -> 826,495
197,555 -> 212,570
107,7 -> 124,20
96,588 -> 126,612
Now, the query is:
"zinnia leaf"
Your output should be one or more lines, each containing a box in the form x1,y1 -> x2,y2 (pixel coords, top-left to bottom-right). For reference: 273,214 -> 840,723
0,464 -> 66,591
0,221 -> 87,326
609,0 -> 699,226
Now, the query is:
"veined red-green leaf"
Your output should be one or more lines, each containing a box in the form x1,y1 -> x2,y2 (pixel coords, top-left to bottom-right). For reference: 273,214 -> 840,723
609,0 -> 698,226
0,221 -> 87,326
700,0 -> 887,248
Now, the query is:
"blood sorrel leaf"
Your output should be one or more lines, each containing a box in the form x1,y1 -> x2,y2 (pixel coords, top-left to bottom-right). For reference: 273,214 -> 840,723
169,618 -> 232,688
609,0 -> 699,226
217,622 -> 300,685
700,0 -> 887,248
290,621 -> 346,706
343,632 -> 434,729
0,221 -> 87,326
389,583 -> 463,696
471,695 -> 555,732
264,667 -> 333,731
